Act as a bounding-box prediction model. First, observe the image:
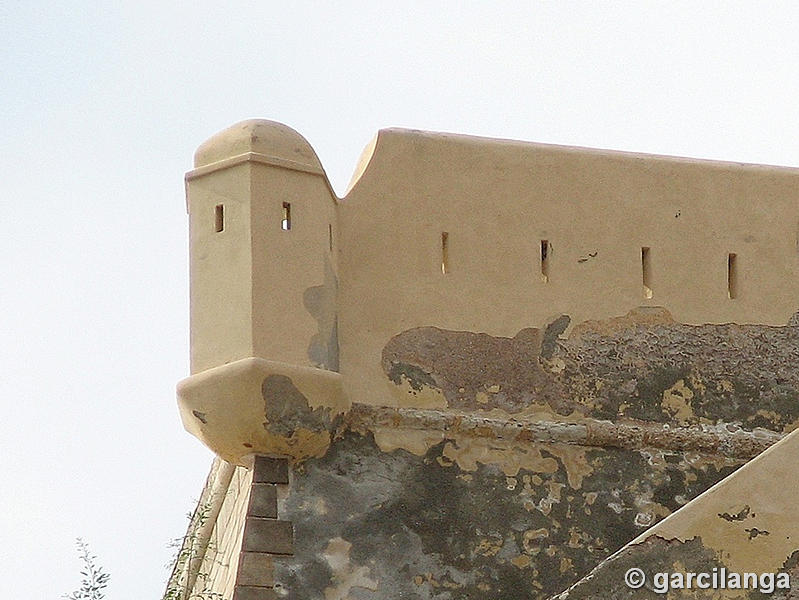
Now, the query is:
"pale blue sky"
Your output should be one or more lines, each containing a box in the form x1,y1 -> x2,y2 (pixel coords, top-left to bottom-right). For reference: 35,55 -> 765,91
3,2 -> 799,598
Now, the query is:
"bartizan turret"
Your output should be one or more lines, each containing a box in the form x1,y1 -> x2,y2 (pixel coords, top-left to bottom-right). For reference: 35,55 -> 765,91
177,120 -> 345,464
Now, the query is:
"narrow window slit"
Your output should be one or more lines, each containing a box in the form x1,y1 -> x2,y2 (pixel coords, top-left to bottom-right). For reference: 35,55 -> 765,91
441,232 -> 449,275
642,247 -> 653,299
214,204 -> 224,232
282,202 -> 291,230
728,253 -> 738,299
540,240 -> 550,283
328,224 -> 333,252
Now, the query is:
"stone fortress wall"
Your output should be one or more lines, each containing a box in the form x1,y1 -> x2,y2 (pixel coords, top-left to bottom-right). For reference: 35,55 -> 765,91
170,120 -> 799,600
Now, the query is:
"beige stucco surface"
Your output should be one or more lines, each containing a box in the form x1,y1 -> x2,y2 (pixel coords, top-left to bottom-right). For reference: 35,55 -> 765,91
174,120 -> 799,599
180,119 -> 799,463
177,357 -> 345,464
186,121 -> 336,375
339,128 -> 799,410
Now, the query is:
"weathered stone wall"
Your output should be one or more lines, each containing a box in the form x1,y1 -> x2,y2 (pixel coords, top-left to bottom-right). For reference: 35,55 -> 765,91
270,429 -> 745,599
197,465 -> 252,599
338,128 -> 799,416
382,309 -> 799,434
554,427 -> 799,599
173,306 -> 799,598
184,464 -> 251,600
164,459 -> 246,600
174,120 -> 799,599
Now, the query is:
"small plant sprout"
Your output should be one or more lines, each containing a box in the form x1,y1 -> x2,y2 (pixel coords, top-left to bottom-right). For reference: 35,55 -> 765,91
64,539 -> 110,600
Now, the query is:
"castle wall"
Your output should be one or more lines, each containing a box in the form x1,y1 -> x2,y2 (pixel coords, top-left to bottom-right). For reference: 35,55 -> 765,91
174,120 -> 799,600
249,164 -> 337,371
338,129 -> 799,411
555,428 -> 799,599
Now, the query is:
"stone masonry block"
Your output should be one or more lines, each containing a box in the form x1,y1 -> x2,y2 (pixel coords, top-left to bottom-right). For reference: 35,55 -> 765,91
237,551 -> 275,587
247,483 -> 277,518
253,456 -> 289,484
233,585 -> 278,600
242,517 -> 293,555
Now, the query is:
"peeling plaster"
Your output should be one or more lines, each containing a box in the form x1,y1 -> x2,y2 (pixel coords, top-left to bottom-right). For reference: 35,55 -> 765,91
259,374 -> 334,462
271,430 -> 744,599
321,537 -> 378,600
304,257 -> 340,372
262,374 -> 332,436
382,309 -> 799,433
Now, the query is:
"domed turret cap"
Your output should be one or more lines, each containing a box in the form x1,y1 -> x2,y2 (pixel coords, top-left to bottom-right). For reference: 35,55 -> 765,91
194,119 -> 323,173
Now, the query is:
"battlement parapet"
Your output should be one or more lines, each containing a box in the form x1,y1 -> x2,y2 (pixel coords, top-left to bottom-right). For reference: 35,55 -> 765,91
181,119 -> 799,464
174,121 -> 799,600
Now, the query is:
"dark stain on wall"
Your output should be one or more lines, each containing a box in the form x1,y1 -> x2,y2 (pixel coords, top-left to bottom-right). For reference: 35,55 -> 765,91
553,535 -> 725,599
718,505 -> 751,522
304,256 -> 339,372
559,535 -> 799,599
542,315 -> 571,360
261,375 -> 331,436
383,326 -> 570,414
382,310 -> 799,432
273,430 -> 742,599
